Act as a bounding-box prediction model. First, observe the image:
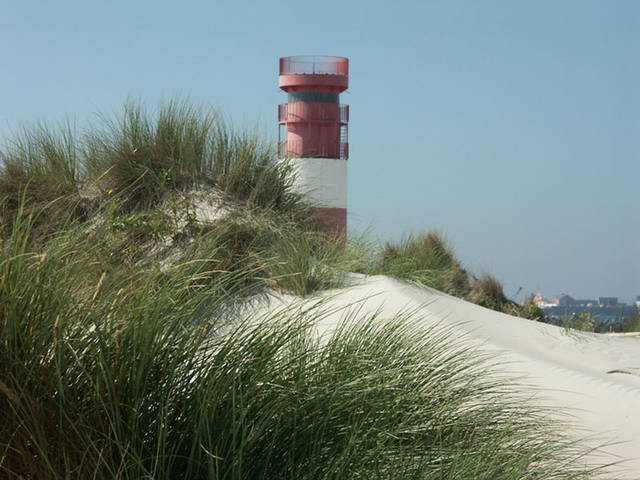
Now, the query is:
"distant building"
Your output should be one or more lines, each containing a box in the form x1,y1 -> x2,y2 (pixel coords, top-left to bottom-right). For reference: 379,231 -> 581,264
575,299 -> 597,307
536,290 -> 630,313
598,297 -> 618,307
550,295 -> 596,307
636,296 -> 640,309
555,295 -> 576,306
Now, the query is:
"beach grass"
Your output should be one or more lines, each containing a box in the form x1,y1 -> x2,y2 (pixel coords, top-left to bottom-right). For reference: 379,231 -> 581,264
0,99 -> 612,478
0,212 -> 606,479
375,231 -> 471,297
0,122 -> 83,240
2,99 -> 543,314
375,232 -> 550,321
84,99 -> 303,214
0,99 -> 305,244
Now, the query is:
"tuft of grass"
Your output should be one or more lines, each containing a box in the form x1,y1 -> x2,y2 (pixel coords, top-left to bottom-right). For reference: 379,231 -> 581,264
468,273 -> 514,313
180,215 -> 274,291
1,98 -> 305,243
85,99 -> 302,214
267,225 -> 350,296
521,296 -> 547,322
0,215 -> 607,479
84,100 -> 203,206
376,230 -> 471,297
374,232 -> 553,322
0,123 -> 82,239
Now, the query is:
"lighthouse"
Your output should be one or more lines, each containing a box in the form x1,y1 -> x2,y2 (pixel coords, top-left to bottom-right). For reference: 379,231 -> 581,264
278,55 -> 349,236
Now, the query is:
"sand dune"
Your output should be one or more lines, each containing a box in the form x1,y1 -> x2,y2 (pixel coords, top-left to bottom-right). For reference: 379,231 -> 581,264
265,275 -> 640,478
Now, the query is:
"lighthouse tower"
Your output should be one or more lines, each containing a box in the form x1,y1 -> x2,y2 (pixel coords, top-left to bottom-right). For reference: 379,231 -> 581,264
278,55 -> 349,236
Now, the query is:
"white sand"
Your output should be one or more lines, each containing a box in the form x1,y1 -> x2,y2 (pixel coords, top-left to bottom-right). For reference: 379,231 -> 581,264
265,275 -> 640,478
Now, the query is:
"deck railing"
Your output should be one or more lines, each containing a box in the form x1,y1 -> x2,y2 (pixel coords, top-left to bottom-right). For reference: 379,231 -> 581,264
340,104 -> 349,123
279,56 -> 348,76
277,141 -> 287,159
339,142 -> 349,160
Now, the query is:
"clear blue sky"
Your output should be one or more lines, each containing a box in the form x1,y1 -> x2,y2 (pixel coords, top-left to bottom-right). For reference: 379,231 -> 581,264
2,0 -> 638,301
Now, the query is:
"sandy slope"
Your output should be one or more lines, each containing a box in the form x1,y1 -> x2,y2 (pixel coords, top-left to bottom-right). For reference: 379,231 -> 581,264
265,275 -> 640,478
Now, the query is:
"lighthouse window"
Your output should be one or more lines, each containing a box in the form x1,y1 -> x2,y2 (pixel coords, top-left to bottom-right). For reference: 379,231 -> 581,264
288,92 -> 339,103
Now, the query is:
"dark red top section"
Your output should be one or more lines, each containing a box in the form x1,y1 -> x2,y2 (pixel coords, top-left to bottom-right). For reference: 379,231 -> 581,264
279,56 -> 348,93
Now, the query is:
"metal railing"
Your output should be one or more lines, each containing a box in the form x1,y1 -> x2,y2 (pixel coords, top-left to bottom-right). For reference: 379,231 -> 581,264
278,103 -> 287,123
340,105 -> 349,123
278,104 -> 349,123
280,56 -> 348,76
340,125 -> 348,144
277,141 -> 287,159
340,142 -> 349,160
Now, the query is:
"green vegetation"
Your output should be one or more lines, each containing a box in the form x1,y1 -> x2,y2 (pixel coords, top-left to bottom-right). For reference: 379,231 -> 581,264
0,99 -> 305,244
374,232 -> 542,321
375,231 -> 470,297
620,309 -> 640,333
0,215 -> 603,479
0,99 -> 549,314
562,312 -> 598,333
267,226 -> 351,295
0,123 -> 82,239
0,99 -> 609,478
520,297 -> 547,322
468,273 -> 516,313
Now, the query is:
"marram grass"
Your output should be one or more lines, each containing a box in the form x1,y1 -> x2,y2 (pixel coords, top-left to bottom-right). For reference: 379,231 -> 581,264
0,99 -> 618,478
376,231 -> 471,298
0,98 -> 305,244
2,98 -> 542,317
0,215 -> 608,479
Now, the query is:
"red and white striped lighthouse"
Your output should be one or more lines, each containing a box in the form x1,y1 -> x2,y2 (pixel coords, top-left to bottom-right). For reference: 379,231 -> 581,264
278,55 -> 349,236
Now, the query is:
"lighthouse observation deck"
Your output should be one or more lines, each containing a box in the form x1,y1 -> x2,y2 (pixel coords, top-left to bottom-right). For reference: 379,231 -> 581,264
279,56 -> 348,92
279,56 -> 348,76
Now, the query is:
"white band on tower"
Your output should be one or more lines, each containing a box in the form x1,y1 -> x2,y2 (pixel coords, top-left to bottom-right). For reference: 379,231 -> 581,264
285,157 -> 347,209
